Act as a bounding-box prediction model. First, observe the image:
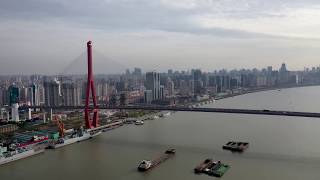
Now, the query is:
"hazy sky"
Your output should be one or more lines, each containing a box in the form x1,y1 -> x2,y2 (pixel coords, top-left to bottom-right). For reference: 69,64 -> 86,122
0,0 -> 320,74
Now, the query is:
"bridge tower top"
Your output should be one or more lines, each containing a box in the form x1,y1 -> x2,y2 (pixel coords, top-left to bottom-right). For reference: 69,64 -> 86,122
84,41 -> 99,129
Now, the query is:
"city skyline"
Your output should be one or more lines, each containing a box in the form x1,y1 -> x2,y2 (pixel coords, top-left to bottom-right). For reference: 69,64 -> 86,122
1,0 -> 320,74
1,62 -> 320,108
1,1 -> 320,179
0,62 -> 319,76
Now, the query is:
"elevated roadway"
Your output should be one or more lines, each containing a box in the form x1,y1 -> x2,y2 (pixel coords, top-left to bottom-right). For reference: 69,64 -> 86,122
22,105 -> 320,118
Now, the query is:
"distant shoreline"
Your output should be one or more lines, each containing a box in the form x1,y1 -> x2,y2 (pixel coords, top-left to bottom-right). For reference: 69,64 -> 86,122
214,84 -> 320,101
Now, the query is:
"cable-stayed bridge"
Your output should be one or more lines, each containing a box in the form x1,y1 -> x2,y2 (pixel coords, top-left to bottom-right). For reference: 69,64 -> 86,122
22,105 -> 320,119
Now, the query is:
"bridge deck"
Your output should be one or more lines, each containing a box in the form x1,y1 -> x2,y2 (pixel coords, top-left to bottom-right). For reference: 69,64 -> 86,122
22,106 -> 320,118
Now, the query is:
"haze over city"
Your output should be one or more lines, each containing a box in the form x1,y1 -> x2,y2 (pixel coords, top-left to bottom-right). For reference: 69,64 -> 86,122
1,0 -> 320,74
2,1 -> 320,180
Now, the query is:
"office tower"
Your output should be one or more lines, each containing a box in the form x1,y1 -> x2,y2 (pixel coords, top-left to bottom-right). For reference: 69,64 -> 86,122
192,69 -> 203,96
279,63 -> 290,84
145,72 -> 161,101
8,84 -> 19,105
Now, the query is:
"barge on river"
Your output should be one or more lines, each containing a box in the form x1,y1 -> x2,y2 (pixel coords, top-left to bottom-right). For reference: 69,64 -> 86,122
137,149 -> 176,172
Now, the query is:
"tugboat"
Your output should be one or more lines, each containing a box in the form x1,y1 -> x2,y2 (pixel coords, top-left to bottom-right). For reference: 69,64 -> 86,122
194,158 -> 213,174
137,149 -> 176,172
138,160 -> 152,171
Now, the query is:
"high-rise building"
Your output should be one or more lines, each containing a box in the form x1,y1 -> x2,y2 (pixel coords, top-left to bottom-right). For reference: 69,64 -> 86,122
44,79 -> 61,106
267,66 -> 273,73
8,85 -> 19,105
144,90 -> 153,104
192,69 -> 203,96
160,85 -> 164,99
19,87 -> 28,104
166,78 -> 174,97
96,81 -> 108,102
11,103 -> 19,122
61,82 -> 81,106
31,83 -> 41,106
133,68 -> 142,76
0,88 -> 9,106
125,69 -> 130,76
0,89 -> 3,106
279,63 -> 287,72
279,63 -> 290,84
145,72 -> 161,101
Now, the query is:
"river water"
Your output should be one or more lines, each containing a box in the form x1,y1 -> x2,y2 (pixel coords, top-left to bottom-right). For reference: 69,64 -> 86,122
1,86 -> 320,180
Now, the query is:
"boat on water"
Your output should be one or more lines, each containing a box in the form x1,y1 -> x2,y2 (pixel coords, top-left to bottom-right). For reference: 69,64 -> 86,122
162,112 -> 171,117
135,120 -> 144,125
137,149 -> 176,172
203,161 -> 230,177
195,158 -> 230,177
49,128 -> 101,149
194,158 -> 214,174
223,141 -> 249,152
0,144 -> 45,165
137,160 -> 152,171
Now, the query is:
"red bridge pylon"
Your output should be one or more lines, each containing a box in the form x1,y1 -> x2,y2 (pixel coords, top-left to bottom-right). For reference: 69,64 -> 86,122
85,41 -> 99,129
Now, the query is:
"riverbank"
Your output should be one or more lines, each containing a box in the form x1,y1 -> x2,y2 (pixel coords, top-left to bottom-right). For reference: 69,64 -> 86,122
190,83 -> 320,107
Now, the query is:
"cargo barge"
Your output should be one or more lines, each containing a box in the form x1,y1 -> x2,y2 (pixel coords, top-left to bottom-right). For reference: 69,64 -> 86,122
0,144 -> 45,165
203,161 -> 230,177
223,141 -> 249,152
137,149 -> 175,172
194,158 -> 230,177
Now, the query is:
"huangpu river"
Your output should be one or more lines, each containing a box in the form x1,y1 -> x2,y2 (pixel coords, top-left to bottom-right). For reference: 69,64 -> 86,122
1,86 -> 320,180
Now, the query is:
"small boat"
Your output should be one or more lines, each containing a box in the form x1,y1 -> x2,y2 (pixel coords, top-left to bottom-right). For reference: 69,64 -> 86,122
135,120 -> 144,125
165,149 -> 176,154
223,141 -> 249,152
194,158 -> 213,174
137,160 -> 152,171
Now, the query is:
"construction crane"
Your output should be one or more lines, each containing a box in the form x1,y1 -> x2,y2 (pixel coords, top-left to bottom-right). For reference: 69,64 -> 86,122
53,116 -> 65,138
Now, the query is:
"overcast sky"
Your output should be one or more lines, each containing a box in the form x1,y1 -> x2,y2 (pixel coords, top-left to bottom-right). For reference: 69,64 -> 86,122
0,0 -> 320,74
